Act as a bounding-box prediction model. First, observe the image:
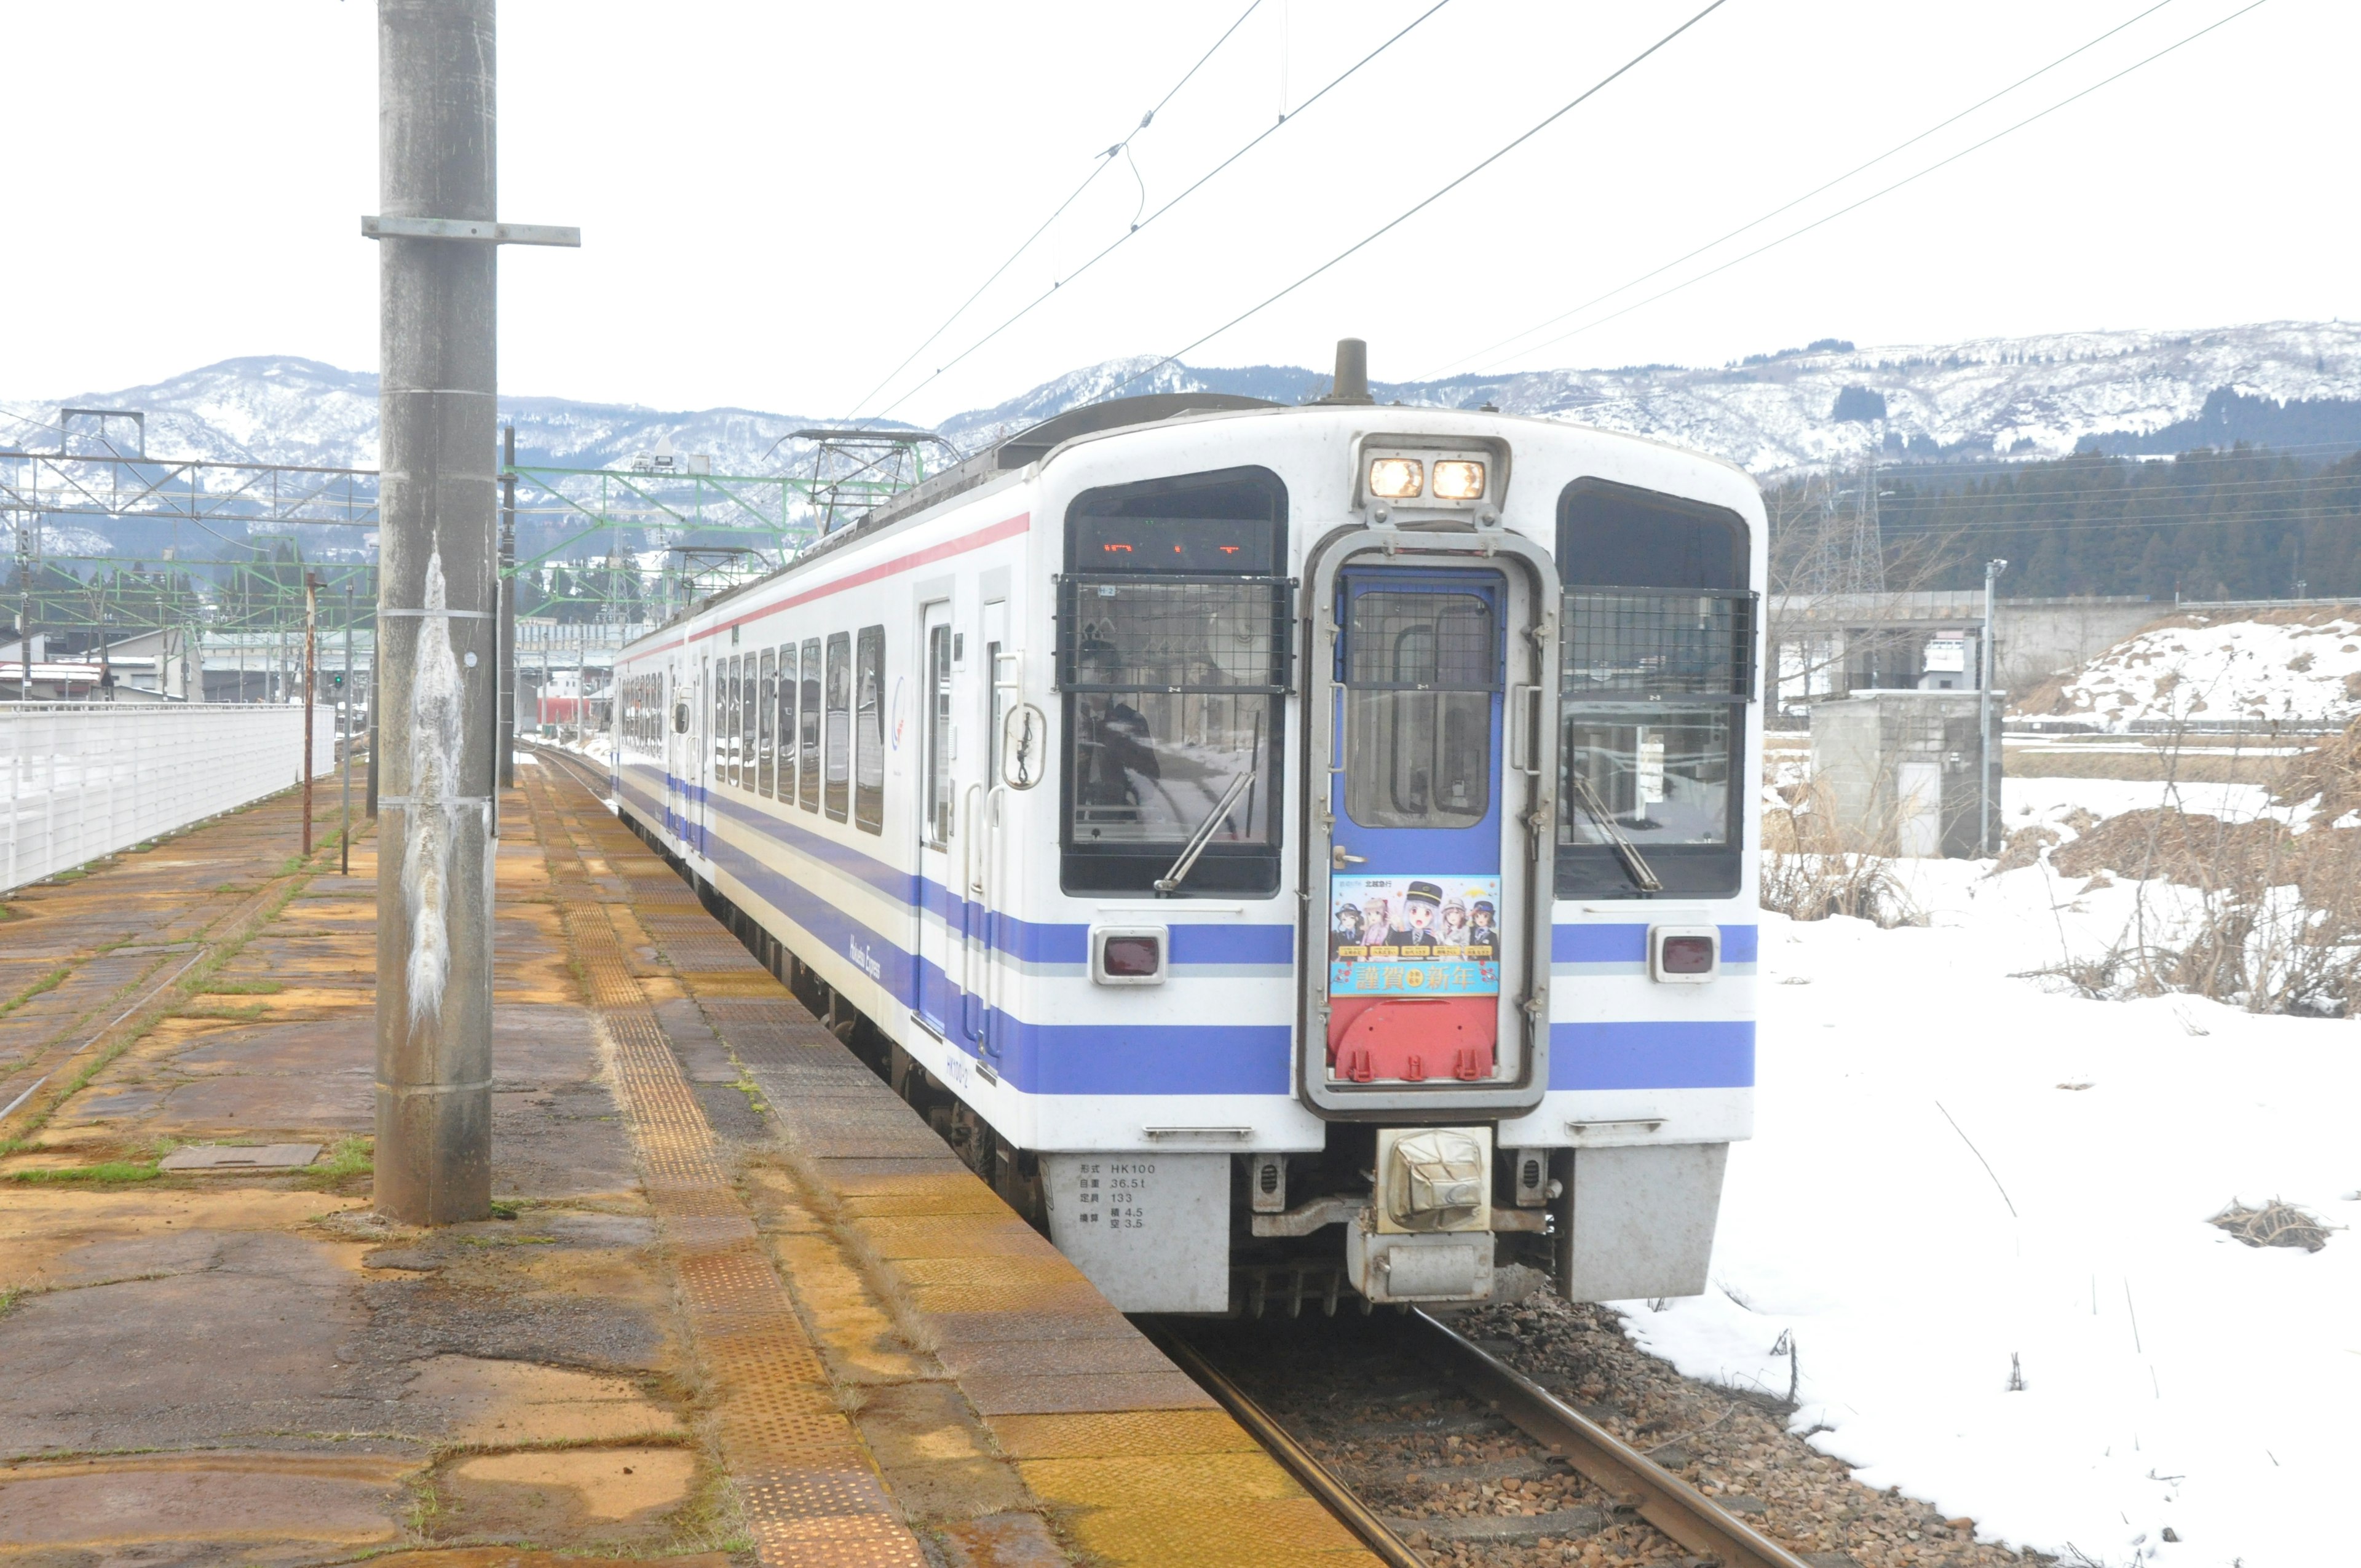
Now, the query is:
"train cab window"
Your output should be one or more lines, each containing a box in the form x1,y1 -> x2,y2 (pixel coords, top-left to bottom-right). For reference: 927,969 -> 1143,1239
1056,465 -> 1290,897
855,625 -> 885,835
798,638 -> 821,812
1555,478 -> 1754,899
1343,586 -> 1497,830
824,632 -> 851,822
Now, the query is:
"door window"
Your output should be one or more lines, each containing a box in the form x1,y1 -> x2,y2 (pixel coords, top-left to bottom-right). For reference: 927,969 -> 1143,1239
924,623 -> 952,847
1343,588 -> 1497,830
824,632 -> 851,822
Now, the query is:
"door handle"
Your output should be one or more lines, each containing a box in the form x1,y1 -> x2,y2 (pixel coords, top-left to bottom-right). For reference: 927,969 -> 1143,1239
1331,845 -> 1367,869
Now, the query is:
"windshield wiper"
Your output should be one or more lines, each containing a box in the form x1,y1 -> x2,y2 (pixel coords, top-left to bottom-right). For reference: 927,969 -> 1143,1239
1155,768 -> 1258,894
1568,774 -> 1663,892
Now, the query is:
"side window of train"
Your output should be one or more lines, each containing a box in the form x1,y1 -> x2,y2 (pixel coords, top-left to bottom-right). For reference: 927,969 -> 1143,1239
775,645 -> 795,806
1555,477 -> 1755,899
711,662 -> 726,780
1056,465 -> 1291,897
798,638 -> 821,813
823,632 -> 852,822
855,625 -> 885,834
732,654 -> 749,790
757,647 -> 777,799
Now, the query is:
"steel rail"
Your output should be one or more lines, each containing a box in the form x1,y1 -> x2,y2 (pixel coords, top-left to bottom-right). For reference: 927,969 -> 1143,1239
1410,1309 -> 1814,1568
1153,1330 -> 1430,1568
537,729 -> 1795,1567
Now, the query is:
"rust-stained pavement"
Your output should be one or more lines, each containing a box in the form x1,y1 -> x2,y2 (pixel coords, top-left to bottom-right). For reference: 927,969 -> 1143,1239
0,758 -> 1374,1567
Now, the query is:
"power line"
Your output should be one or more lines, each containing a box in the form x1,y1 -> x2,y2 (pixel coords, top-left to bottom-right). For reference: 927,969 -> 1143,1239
1425,0 -> 2188,379
856,0 -> 1457,429
840,0 -> 1268,424
1101,0 -> 1737,404
1886,509 -> 2361,534
1464,0 -> 2276,370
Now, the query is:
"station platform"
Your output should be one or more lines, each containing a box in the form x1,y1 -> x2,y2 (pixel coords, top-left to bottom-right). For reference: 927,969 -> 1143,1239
0,758 -> 1378,1567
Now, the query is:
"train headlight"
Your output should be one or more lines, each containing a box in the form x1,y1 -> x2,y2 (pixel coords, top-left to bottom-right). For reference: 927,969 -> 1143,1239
1431,459 -> 1486,501
1368,457 -> 1425,499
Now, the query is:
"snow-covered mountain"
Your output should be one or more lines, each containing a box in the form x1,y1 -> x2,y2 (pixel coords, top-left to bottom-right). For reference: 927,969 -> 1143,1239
8,318 -> 2360,493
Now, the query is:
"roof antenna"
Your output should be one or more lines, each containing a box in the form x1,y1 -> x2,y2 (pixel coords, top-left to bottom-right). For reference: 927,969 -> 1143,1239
1317,338 -> 1373,405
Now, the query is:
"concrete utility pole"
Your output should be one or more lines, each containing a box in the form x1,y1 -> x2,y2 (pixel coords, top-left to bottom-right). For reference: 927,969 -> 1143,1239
373,0 -> 498,1225
498,422 -> 516,788
342,582 -> 355,877
368,0 -> 575,1227
303,572 -> 320,856
1980,558 -> 2008,857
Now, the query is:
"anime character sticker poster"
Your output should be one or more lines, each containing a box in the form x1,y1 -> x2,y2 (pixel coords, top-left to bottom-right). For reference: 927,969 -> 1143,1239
1328,874 -> 1501,997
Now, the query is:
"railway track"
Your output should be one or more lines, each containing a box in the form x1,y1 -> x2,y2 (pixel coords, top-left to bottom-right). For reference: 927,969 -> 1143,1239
1163,1309 -> 1821,1568
516,743 -> 1910,1567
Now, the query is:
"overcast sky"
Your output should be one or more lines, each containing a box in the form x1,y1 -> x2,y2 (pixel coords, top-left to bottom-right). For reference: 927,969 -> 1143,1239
2,0 -> 2351,423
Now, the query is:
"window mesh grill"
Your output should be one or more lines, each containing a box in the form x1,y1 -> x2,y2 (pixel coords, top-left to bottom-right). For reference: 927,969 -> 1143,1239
1561,588 -> 1757,699
1056,574 -> 1294,694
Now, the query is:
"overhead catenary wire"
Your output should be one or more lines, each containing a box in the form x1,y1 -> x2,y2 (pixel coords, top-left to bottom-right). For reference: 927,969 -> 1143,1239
1099,0 -> 1738,405
1425,0 -> 2191,379
855,0 -> 1458,429
839,0 -> 1268,426
1460,0 -> 2276,372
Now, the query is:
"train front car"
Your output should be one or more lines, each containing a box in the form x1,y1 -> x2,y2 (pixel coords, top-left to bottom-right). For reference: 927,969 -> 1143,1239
1009,379 -> 1762,1317
604,366 -> 1762,1319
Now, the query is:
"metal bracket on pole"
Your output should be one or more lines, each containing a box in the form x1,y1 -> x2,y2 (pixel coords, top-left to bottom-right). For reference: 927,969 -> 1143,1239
361,215 -> 581,247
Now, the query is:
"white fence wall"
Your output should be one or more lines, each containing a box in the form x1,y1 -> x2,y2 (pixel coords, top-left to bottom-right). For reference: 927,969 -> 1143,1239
2,703 -> 342,893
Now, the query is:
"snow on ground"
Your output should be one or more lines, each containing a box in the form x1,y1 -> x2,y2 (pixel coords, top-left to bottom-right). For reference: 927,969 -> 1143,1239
2001,775 -> 2303,831
2043,612 -> 2361,732
1631,775 -> 2359,1567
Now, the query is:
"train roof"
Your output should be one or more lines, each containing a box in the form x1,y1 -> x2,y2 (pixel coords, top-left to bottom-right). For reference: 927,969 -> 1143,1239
637,392 -> 1285,638
629,387 -> 1752,647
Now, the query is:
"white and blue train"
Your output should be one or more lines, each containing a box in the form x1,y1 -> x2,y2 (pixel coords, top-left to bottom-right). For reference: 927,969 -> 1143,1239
607,343 -> 1762,1314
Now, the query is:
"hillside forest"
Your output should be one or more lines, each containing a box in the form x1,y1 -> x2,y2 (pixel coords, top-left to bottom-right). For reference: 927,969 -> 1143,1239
1768,444 -> 2361,601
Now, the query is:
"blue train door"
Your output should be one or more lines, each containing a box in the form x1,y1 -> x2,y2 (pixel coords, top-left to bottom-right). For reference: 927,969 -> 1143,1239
1303,535 -> 1557,1116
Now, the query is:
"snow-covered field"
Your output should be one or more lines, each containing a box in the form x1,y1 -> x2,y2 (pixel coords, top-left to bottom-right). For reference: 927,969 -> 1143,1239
1635,777 -> 2358,1567
2038,611 -> 2361,732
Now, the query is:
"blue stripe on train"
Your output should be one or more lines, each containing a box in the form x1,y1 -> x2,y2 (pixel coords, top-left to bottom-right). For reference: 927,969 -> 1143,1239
617,761 -> 1753,1096
1549,1021 -> 1754,1089
1553,923 -> 1759,964
634,762 -> 1762,970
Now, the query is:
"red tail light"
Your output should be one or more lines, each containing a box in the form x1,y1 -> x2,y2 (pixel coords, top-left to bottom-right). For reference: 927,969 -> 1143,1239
1102,935 -> 1161,978
1661,936 -> 1714,973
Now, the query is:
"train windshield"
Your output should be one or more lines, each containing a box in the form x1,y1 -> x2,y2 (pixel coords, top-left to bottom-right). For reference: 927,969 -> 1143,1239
1555,480 -> 1754,898
1058,465 -> 1291,895
1065,580 -> 1280,847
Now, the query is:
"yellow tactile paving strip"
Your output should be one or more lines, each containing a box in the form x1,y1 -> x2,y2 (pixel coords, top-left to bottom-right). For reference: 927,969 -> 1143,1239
518,766 -> 927,1568
526,756 -> 1379,1566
